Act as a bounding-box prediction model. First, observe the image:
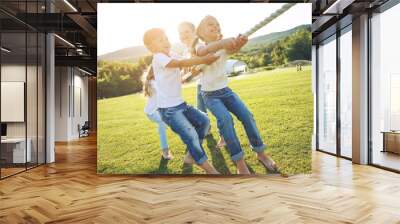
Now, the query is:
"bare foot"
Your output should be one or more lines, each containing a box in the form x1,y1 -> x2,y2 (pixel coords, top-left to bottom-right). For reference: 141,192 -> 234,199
183,152 -> 195,164
235,159 -> 250,174
216,136 -> 226,149
257,152 -> 278,173
162,149 -> 173,160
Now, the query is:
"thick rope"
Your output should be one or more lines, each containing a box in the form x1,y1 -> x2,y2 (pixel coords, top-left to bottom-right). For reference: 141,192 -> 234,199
243,3 -> 296,37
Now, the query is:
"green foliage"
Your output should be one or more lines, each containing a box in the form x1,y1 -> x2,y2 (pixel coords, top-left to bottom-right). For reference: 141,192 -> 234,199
97,66 -> 313,175
97,55 -> 152,99
230,26 -> 311,69
241,24 -> 310,52
286,29 -> 312,61
271,40 -> 288,66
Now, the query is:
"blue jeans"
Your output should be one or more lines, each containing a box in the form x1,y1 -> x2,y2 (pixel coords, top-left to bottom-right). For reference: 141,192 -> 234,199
197,84 -> 207,113
146,111 -> 168,151
158,102 -> 209,165
202,87 -> 266,161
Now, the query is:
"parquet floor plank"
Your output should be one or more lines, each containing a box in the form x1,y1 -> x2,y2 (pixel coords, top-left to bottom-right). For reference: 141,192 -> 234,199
0,135 -> 399,223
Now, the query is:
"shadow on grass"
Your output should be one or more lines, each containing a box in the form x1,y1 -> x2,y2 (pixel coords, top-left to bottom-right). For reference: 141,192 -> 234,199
149,156 -> 170,174
246,161 -> 256,174
205,134 -> 231,175
181,163 -> 193,174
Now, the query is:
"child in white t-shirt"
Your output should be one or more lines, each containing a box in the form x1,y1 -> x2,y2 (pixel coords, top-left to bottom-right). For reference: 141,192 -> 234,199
193,16 -> 278,174
143,28 -> 220,174
178,22 -> 207,111
177,21 -> 226,149
143,67 -> 172,160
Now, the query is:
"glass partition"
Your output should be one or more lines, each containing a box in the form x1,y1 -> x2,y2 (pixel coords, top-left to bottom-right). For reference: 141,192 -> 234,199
1,31 -> 28,177
0,1 -> 46,179
27,30 -> 38,169
38,32 -> 45,165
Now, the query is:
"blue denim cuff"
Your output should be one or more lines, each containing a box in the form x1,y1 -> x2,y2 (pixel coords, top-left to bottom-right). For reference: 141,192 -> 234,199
231,151 -> 244,162
196,155 -> 208,165
251,144 -> 266,152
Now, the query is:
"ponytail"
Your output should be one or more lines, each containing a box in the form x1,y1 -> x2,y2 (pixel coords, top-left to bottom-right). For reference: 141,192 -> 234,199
143,66 -> 155,97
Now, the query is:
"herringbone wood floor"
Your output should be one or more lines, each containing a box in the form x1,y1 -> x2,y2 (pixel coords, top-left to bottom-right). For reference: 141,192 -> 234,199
1,135 -> 400,224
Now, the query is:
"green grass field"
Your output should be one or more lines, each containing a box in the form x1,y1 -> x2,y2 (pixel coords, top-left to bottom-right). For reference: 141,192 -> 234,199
97,66 -> 313,175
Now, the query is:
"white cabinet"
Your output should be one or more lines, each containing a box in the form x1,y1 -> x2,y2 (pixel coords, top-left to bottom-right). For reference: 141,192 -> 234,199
1,138 -> 32,163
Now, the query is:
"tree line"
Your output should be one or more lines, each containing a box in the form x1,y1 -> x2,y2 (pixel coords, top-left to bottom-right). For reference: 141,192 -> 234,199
97,56 -> 151,99
230,27 -> 311,68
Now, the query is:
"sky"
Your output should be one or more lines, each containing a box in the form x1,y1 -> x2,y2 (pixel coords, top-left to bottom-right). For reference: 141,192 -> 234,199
98,3 -> 311,56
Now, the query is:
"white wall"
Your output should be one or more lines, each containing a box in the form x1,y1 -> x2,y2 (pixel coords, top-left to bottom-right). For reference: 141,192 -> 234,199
55,67 -> 70,141
55,67 -> 89,141
1,65 -> 31,139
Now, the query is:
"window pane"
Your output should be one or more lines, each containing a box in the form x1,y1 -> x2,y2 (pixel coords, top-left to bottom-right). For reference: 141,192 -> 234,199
318,36 -> 337,154
371,3 -> 400,171
340,28 -> 352,158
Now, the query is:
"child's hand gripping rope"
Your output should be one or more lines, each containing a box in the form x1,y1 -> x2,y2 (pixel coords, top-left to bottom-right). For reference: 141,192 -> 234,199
182,53 -> 220,83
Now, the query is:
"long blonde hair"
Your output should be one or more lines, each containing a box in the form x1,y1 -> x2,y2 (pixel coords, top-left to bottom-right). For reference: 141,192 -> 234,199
192,15 -> 221,56
143,66 -> 155,97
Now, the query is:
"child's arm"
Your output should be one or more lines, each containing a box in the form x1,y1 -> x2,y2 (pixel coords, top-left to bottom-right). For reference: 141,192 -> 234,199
196,38 -> 238,57
196,35 -> 248,56
181,67 -> 202,84
166,54 -> 219,69
225,34 -> 248,54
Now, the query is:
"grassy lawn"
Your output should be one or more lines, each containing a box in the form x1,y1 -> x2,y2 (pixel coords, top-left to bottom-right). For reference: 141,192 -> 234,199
97,66 -> 313,175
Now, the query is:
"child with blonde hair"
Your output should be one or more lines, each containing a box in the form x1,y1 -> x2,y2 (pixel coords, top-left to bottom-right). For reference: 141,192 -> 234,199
143,28 -> 220,174
194,15 -> 278,174
178,21 -> 226,148
143,67 -> 172,160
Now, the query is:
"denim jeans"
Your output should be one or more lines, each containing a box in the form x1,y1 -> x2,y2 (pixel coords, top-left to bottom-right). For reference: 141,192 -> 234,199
158,102 -> 209,164
197,84 -> 207,113
202,87 -> 266,161
146,111 -> 168,151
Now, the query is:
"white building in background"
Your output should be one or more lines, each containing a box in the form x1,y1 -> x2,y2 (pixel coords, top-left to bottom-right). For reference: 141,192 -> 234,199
225,59 -> 247,76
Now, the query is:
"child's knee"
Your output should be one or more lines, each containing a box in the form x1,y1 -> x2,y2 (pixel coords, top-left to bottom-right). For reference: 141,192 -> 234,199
238,109 -> 254,123
202,116 -> 210,128
217,113 -> 233,128
183,128 -> 200,144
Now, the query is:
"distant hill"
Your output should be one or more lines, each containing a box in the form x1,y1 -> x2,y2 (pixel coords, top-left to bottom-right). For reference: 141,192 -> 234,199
98,46 -> 150,62
242,24 -> 311,52
97,24 -> 311,62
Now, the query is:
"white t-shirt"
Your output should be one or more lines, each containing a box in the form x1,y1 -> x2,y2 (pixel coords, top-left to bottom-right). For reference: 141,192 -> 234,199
173,42 -> 191,59
152,52 -> 184,108
144,80 -> 158,115
196,42 -> 228,91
